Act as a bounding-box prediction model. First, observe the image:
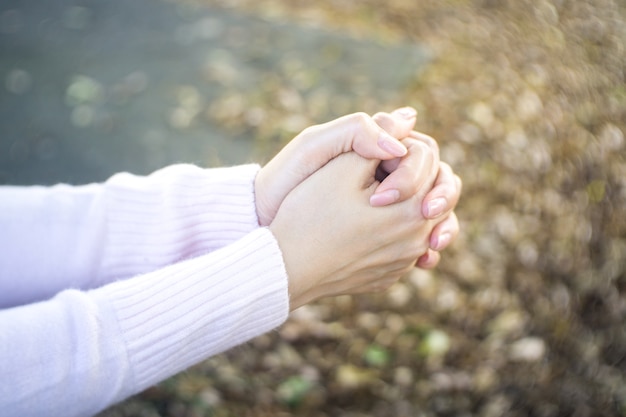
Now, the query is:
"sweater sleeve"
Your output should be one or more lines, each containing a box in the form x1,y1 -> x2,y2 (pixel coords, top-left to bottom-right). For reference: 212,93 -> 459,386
0,164 -> 262,308
0,228 -> 289,417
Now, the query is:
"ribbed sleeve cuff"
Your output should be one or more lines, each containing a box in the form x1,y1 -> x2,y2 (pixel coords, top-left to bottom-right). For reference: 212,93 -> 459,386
99,164 -> 262,283
93,227 -> 289,391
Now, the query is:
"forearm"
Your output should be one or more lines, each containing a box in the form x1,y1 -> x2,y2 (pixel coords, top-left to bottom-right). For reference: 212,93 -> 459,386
0,228 -> 289,417
97,163 -> 262,284
0,163 -> 262,308
0,183 -> 107,307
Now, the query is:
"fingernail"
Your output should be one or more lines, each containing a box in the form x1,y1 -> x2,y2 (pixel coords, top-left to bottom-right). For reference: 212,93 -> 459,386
433,232 -> 451,251
378,134 -> 407,157
370,189 -> 400,206
425,197 -> 447,218
393,107 -> 417,119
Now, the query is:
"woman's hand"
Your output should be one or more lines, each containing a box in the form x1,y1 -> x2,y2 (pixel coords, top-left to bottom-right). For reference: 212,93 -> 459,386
416,159 -> 462,268
255,109 -> 462,271
370,130 -> 462,269
269,139 -> 442,310
255,109 -> 416,227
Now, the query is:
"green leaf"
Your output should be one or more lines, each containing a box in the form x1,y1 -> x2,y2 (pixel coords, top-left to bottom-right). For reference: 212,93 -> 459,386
364,344 -> 390,367
276,376 -> 312,407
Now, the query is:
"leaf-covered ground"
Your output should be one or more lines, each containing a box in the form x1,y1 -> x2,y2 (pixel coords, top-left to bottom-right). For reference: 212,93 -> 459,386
94,0 -> 626,415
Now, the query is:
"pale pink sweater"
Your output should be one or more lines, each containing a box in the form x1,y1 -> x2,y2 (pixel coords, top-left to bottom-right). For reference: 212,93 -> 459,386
0,164 -> 290,417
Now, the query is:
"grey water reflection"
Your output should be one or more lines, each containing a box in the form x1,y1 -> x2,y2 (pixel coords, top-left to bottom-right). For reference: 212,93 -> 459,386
0,0 -> 427,185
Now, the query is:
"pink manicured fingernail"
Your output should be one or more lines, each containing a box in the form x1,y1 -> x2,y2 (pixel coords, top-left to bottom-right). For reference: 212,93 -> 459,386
370,189 -> 400,206
394,107 -> 417,119
378,135 -> 407,157
425,197 -> 447,218
433,232 -> 451,251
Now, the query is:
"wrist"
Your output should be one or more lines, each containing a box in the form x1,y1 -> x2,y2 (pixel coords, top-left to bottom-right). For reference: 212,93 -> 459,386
255,167 -> 282,227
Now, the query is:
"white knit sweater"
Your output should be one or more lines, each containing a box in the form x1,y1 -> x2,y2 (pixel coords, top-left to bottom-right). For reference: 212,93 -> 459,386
0,164 -> 290,417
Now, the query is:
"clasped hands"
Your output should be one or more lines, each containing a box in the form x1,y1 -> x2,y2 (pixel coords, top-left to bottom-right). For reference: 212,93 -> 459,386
255,107 -> 461,310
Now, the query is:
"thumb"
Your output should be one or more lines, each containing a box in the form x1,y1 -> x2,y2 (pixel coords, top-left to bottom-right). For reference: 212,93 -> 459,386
303,111 -> 409,162
255,111 -> 413,225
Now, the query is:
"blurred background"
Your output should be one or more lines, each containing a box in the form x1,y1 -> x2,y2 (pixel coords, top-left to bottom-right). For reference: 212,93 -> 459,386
1,0 -> 625,416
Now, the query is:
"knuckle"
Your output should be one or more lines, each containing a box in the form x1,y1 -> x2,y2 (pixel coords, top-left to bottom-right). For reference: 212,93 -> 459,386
455,174 -> 463,192
349,112 -> 372,129
450,212 -> 460,230
412,139 -> 430,151
414,131 -> 439,149
438,182 -> 457,200
298,123 -> 321,140
440,161 -> 453,175
413,140 -> 436,160
422,135 -> 439,150
371,111 -> 386,121
372,112 -> 393,132
411,132 -> 441,160
439,162 -> 462,190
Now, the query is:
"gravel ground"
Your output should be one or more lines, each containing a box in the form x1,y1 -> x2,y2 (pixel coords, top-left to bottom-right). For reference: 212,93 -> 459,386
102,1 -> 626,415
3,0 -> 625,416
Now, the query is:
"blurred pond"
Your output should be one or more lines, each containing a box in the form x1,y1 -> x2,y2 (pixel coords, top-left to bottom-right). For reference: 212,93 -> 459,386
0,0 -> 427,185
